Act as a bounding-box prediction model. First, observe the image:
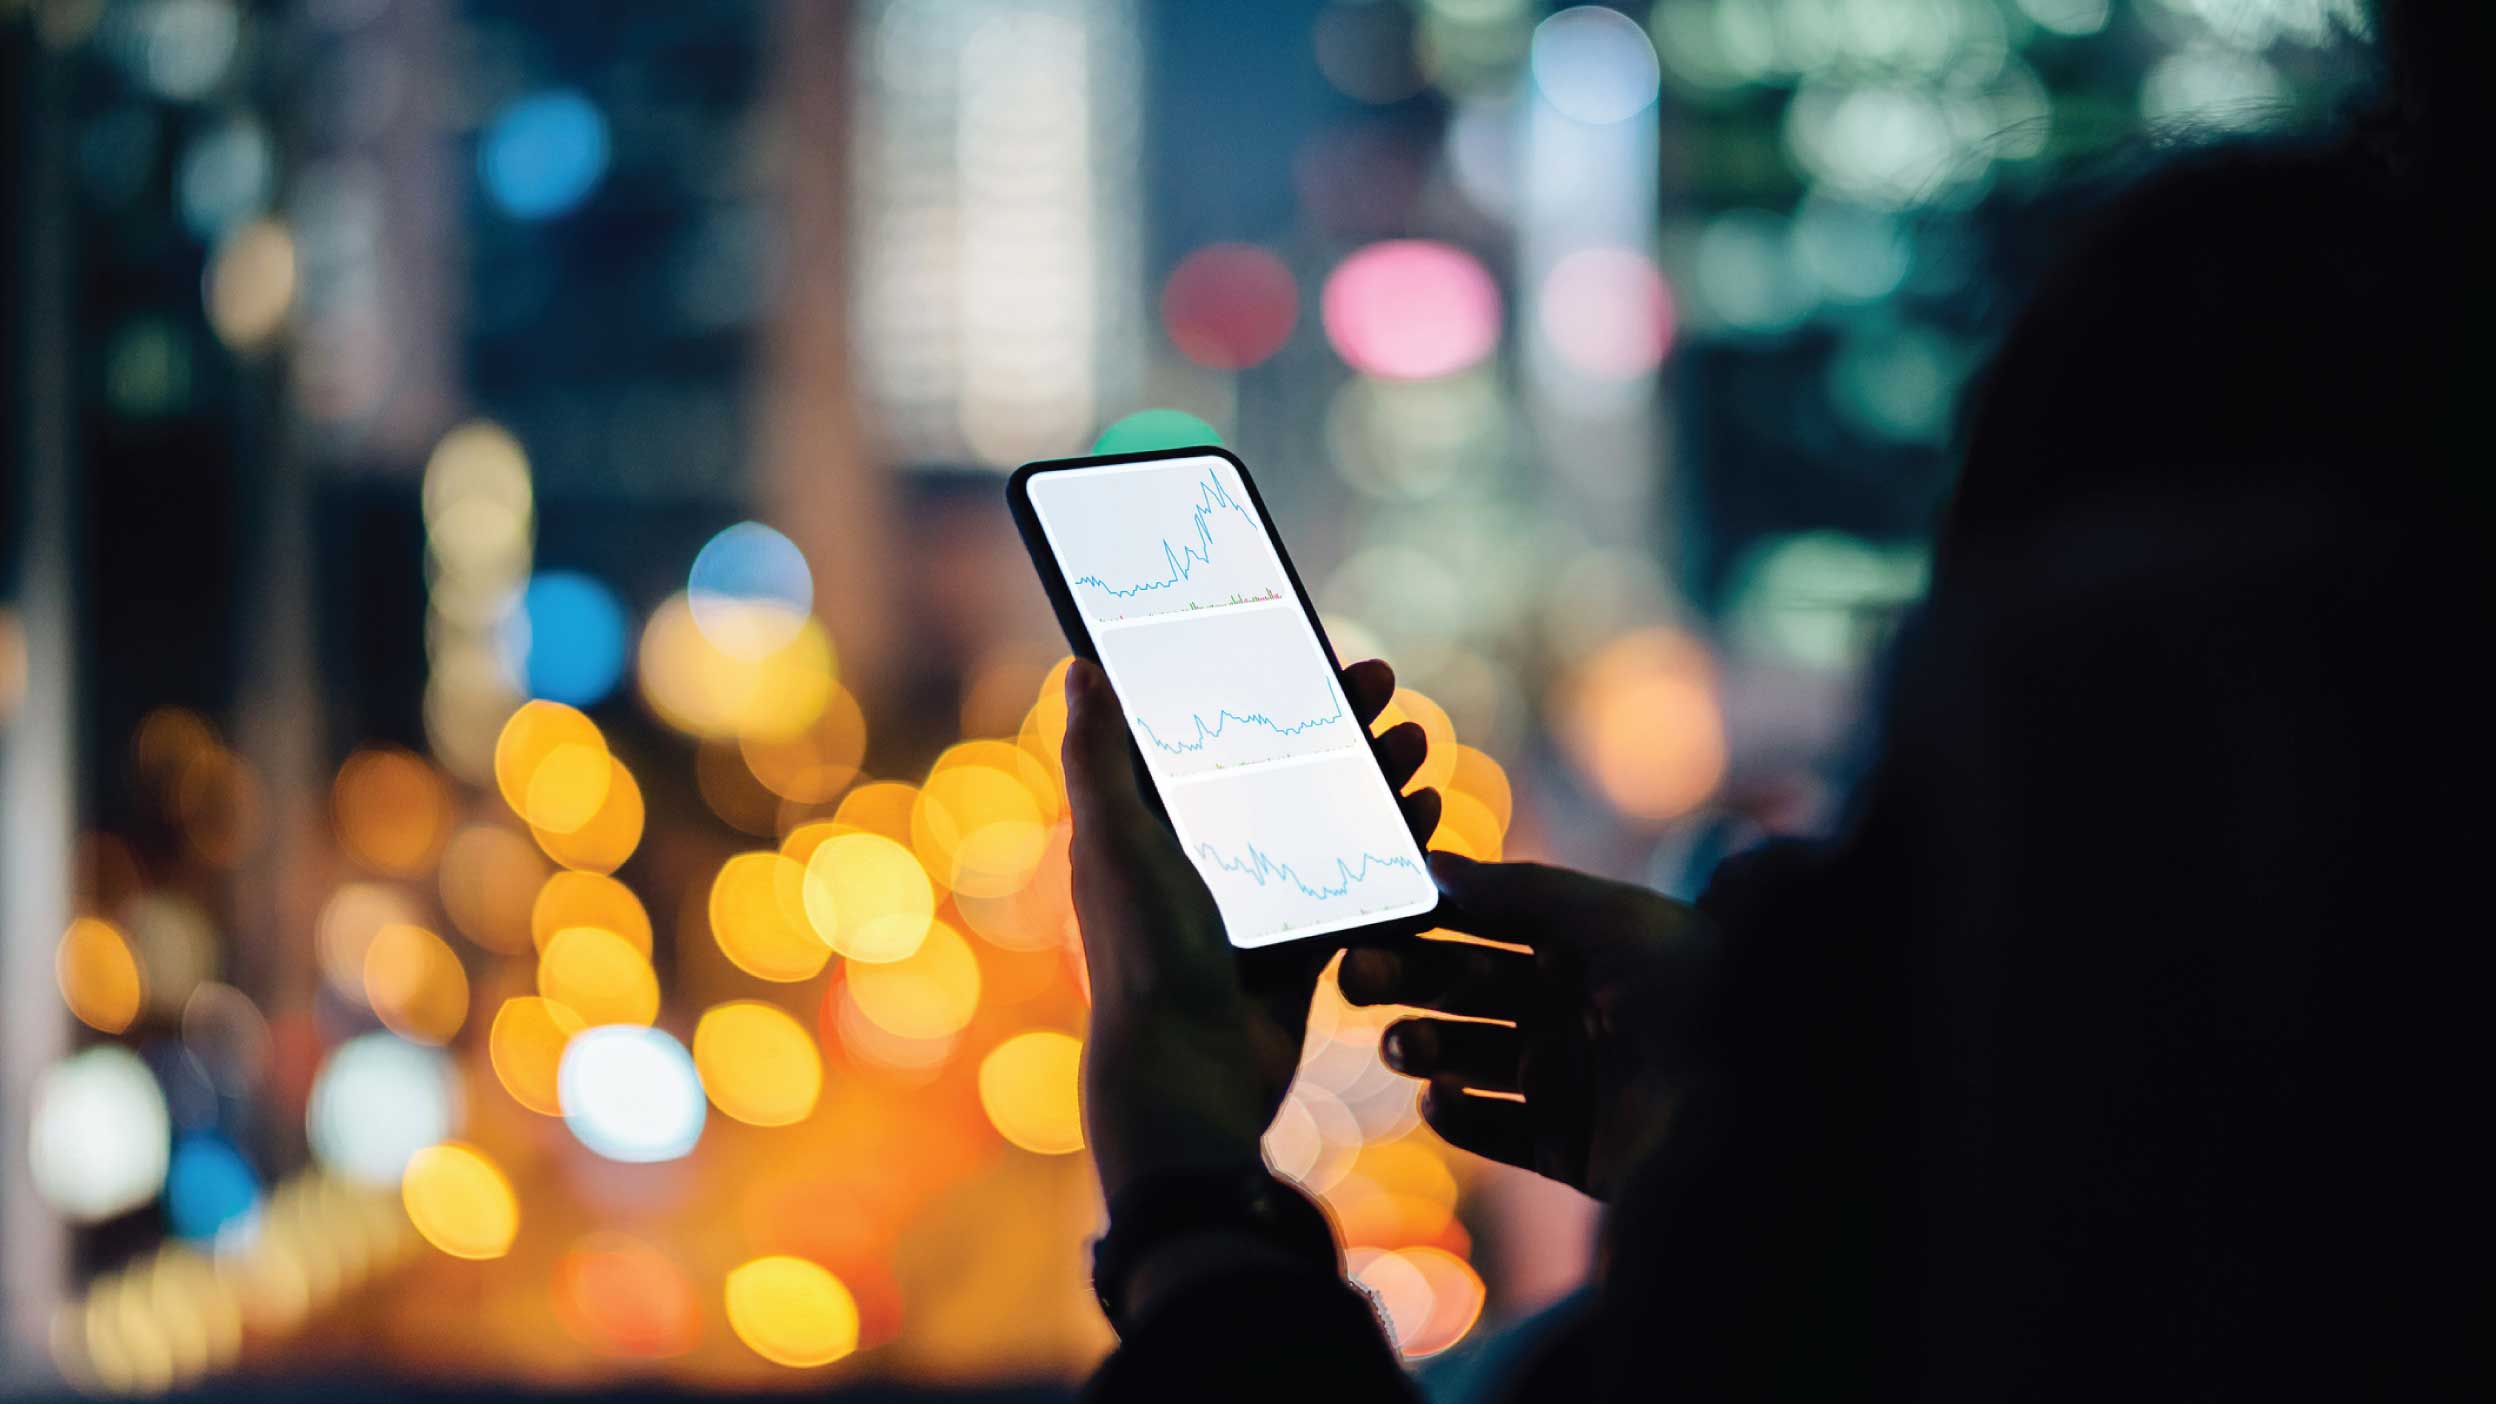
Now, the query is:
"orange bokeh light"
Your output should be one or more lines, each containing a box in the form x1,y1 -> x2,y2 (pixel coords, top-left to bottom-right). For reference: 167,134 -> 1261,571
740,684 -> 868,804
333,747 -> 453,876
437,824 -> 549,955
976,1031 -> 1084,1155
709,853 -> 832,983
536,926 -> 658,1027
361,924 -> 470,1045
1449,744 -> 1514,832
829,781 -> 917,846
553,1234 -> 701,1359
722,1256 -> 859,1369
1557,627 -> 1727,823
530,871 -> 652,958
802,832 -> 935,964
56,918 -> 143,1034
488,996 -> 586,1116
954,822 -> 1073,953
844,921 -> 981,1041
492,701 -> 609,829
529,757 -> 644,874
637,592 -> 836,742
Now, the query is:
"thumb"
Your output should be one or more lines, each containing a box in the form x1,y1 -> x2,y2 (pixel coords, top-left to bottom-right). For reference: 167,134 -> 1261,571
1061,659 -> 1153,839
1426,852 -> 1692,951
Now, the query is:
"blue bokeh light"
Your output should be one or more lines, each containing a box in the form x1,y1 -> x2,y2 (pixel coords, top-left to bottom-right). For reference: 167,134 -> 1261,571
497,570 -> 630,706
165,1135 -> 260,1241
480,90 -> 610,221
687,522 -> 812,657
689,521 -> 811,615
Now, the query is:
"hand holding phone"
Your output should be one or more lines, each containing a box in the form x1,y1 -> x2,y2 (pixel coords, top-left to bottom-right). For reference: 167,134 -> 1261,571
1012,446 -> 1445,1199
1055,653 -> 1437,1199
1010,447 -> 1443,950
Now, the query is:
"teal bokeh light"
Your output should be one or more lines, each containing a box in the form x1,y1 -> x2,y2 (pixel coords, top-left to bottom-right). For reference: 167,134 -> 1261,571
1091,409 -> 1226,456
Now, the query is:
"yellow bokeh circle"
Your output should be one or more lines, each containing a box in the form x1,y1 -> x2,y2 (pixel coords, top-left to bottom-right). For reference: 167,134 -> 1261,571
692,1001 -> 823,1128
536,927 -> 659,1027
910,764 -> 1047,898
493,702 -> 608,829
977,1031 -> 1085,1155
361,924 -> 470,1045
489,996 -> 585,1117
1429,788 -> 1504,862
637,593 -> 835,742
801,832 -> 934,964
829,781 -> 917,845
846,921 -> 981,1041
532,871 -> 652,957
738,685 -> 867,804
931,740 -> 1061,819
1449,744 -> 1513,833
401,1142 -> 520,1261
708,853 -> 832,983
723,1256 -> 859,1369
529,757 -> 644,874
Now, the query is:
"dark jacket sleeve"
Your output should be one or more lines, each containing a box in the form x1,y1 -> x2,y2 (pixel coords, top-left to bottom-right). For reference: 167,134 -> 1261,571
1082,1260 -> 1420,1404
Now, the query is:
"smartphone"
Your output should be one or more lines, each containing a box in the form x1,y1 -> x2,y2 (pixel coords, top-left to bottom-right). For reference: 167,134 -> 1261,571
1008,445 -> 1442,949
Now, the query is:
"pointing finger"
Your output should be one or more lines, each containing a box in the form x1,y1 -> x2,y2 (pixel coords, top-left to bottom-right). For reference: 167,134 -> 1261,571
1427,852 -> 1693,953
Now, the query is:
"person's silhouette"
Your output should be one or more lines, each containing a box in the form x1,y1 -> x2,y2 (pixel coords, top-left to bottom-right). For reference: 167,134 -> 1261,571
1067,3 -> 2489,1400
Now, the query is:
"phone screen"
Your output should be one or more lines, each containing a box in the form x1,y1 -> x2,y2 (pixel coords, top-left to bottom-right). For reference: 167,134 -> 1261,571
1021,451 -> 1439,948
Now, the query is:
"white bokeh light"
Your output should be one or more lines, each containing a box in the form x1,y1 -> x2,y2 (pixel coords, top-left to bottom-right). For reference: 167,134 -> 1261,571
1530,7 -> 1661,125
29,1046 -> 171,1223
306,1032 -> 458,1186
557,1025 -> 706,1164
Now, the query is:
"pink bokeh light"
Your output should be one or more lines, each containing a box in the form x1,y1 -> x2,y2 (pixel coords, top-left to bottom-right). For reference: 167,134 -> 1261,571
1320,239 -> 1503,381
1539,247 -> 1676,380
1160,243 -> 1300,371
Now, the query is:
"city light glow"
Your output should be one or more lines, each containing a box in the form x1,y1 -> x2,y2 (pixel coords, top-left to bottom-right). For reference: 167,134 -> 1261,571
557,1026 -> 706,1164
401,1142 -> 521,1260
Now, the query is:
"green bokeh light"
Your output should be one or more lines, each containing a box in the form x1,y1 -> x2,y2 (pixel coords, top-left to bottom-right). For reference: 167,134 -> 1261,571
1091,408 -> 1225,456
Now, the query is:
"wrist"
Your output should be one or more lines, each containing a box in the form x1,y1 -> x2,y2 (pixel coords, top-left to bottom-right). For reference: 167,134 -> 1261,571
1094,1127 -> 1266,1205
1085,1024 -> 1275,1201
1120,1227 -> 1322,1325
1091,1164 -> 1341,1333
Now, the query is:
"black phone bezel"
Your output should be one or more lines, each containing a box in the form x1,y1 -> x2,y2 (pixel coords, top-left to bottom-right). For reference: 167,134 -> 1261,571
1006,442 -> 1444,951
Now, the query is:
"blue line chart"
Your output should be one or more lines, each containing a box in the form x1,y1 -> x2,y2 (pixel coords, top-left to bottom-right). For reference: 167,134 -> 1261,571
1133,693 -> 1347,757
1193,840 -> 1423,902
1069,468 -> 1264,603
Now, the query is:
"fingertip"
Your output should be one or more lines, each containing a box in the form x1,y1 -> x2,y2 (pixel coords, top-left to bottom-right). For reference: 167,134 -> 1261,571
1342,658 -> 1397,718
1380,1019 -> 1433,1074
1065,658 -> 1102,701
1403,787 -> 1443,843
1427,849 -> 1477,885
1336,947 -> 1398,1003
